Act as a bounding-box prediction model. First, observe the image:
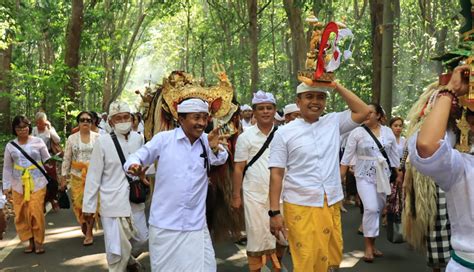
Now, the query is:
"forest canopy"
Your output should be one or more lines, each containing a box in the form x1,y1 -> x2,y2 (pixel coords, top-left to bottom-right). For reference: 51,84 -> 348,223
0,0 -> 463,135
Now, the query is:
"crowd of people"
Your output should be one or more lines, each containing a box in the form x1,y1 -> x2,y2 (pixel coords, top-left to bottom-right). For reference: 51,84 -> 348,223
0,70 -> 473,272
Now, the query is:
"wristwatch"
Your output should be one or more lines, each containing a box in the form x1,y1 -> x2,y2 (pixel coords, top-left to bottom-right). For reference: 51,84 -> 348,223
268,210 -> 281,217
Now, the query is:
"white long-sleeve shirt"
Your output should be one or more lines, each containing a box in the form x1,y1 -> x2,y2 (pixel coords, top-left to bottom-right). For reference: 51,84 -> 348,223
268,110 -> 359,207
82,131 -> 144,217
2,136 -> 50,193
124,127 -> 228,231
409,132 -> 474,254
341,125 -> 400,181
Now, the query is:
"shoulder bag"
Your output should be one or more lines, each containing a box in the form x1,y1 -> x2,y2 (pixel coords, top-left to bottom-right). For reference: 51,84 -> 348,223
110,132 -> 149,204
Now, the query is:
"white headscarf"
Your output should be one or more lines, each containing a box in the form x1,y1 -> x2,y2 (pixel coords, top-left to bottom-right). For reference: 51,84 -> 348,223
283,103 -> 300,115
177,98 -> 209,114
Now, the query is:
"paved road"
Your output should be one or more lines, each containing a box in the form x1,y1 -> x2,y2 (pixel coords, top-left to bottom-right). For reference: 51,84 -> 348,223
0,203 -> 431,272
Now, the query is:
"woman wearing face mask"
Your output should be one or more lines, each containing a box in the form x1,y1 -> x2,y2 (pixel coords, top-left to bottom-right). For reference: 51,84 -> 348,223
3,115 -> 50,254
340,103 -> 402,262
61,111 -> 100,246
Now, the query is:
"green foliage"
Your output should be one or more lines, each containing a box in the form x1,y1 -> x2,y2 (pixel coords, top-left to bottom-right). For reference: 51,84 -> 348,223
1,0 -> 466,134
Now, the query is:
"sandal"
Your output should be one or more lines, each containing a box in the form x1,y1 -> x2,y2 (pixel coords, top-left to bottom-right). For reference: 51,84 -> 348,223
24,246 -> 34,254
34,244 -> 45,254
363,255 -> 374,263
373,249 -> 384,257
83,236 -> 94,246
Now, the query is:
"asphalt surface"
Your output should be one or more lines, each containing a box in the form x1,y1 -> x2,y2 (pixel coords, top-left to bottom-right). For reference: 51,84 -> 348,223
0,202 -> 433,272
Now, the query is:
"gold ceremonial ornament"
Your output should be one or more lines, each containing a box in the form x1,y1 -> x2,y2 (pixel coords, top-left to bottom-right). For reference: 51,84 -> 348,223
456,109 -> 471,152
162,68 -> 234,120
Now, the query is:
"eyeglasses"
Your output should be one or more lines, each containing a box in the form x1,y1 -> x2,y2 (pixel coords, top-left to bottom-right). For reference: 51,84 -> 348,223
15,126 -> 29,130
79,118 -> 93,123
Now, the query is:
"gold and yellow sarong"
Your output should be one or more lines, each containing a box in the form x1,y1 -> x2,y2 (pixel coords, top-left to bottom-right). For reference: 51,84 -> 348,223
70,161 -> 89,224
283,197 -> 343,272
12,187 -> 46,244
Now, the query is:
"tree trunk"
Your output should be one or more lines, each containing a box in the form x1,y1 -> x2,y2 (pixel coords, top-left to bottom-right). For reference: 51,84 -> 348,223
381,0 -> 394,119
248,0 -> 259,94
283,0 -> 307,88
370,0 -> 383,103
0,45 -> 12,133
64,0 -> 84,103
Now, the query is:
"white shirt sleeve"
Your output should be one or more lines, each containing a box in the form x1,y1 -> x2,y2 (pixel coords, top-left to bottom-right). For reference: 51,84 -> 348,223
408,132 -> 464,191
234,134 -> 249,163
61,135 -> 74,176
268,131 -> 287,169
124,133 -> 162,172
337,110 -> 360,135
49,126 -> 61,144
2,145 -> 13,190
340,128 -> 359,166
82,139 -> 104,213
209,144 -> 228,166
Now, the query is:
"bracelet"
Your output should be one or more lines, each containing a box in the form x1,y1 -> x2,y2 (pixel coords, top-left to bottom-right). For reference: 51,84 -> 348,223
437,89 -> 459,105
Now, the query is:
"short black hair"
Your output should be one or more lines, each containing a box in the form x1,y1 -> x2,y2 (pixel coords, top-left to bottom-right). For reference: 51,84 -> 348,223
75,111 -> 93,124
368,102 -> 385,121
11,115 -> 32,136
89,111 -> 100,126
252,103 -> 276,111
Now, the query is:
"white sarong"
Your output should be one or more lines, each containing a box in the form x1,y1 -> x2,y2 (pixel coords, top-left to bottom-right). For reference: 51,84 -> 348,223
101,217 -> 137,272
149,225 -> 216,272
243,192 -> 276,256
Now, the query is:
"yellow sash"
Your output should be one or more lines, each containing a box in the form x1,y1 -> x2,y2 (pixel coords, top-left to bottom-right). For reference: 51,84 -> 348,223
13,163 -> 41,201
71,161 -> 89,181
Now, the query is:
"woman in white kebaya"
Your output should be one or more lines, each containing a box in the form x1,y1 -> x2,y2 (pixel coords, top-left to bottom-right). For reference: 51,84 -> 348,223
340,103 -> 402,263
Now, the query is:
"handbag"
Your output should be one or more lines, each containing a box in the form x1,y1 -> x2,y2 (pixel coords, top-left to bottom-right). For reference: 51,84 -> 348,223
57,189 -> 70,209
361,125 -> 397,183
9,141 -> 57,189
110,132 -> 149,204
50,140 -> 63,156
386,186 -> 405,243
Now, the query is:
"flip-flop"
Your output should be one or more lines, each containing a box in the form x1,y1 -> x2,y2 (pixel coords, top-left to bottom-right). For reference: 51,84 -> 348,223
24,247 -> 34,254
373,250 -> 384,257
83,237 -> 94,246
363,256 -> 374,263
35,248 -> 45,254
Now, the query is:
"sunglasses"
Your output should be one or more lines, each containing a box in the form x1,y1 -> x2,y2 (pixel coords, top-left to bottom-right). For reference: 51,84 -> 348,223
79,118 -> 93,123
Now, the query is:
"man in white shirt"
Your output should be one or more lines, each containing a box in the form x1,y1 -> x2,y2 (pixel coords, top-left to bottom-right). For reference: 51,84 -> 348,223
410,65 -> 474,272
241,104 -> 253,129
124,98 -> 228,272
282,103 -> 300,124
82,101 -> 148,272
232,90 -> 282,271
268,82 -> 369,272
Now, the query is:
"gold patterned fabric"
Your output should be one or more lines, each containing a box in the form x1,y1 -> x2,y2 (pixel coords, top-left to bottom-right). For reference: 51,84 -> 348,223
283,198 -> 343,272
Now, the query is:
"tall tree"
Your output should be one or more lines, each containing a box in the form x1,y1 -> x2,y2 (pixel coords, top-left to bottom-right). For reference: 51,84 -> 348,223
248,0 -> 259,94
381,0 -> 394,119
369,0 -> 383,103
283,0 -> 307,88
64,0 -> 84,104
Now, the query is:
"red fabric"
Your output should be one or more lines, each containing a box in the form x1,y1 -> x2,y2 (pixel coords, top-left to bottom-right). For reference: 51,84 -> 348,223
314,22 -> 339,80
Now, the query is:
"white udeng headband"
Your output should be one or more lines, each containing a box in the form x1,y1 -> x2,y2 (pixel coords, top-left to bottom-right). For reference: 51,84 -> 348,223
283,103 -> 300,115
109,101 -> 131,118
177,98 -> 209,113
252,90 -> 276,105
